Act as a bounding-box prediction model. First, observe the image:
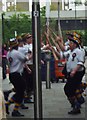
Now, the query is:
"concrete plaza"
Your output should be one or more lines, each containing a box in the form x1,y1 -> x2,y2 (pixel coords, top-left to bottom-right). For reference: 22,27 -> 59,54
0,58 -> 87,119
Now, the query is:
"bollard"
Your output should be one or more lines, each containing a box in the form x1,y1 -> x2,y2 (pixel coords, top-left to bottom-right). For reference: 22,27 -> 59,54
46,61 -> 51,89
45,50 -> 51,89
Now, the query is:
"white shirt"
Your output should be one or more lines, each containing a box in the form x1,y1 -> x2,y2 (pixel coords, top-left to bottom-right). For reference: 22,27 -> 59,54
61,48 -> 84,72
24,43 -> 32,53
18,46 -> 28,55
24,44 -> 33,65
79,46 -> 85,63
65,45 -> 70,51
7,49 -> 27,73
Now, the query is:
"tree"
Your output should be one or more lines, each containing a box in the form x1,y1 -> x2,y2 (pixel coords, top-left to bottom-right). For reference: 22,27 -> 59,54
3,13 -> 32,43
3,6 -> 46,43
3,6 -> 87,46
83,30 -> 87,45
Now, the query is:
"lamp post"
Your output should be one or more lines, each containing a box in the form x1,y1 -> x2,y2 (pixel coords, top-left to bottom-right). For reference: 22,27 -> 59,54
32,0 -> 43,119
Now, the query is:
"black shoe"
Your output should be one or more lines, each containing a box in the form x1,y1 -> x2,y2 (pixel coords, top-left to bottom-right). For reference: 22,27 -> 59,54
5,104 -> 9,115
20,104 -> 28,109
12,110 -> 24,117
68,109 -> 81,115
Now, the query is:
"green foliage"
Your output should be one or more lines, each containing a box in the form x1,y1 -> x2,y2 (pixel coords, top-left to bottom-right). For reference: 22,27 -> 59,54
40,6 -> 46,17
3,13 -> 32,43
2,6 -> 87,46
40,6 -> 46,34
83,30 -> 87,46
3,6 -> 46,43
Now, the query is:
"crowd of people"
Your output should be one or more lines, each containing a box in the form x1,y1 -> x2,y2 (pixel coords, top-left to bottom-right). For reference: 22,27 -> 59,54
45,30 -> 86,114
46,30 -> 87,114
2,33 -> 49,117
1,30 -> 87,118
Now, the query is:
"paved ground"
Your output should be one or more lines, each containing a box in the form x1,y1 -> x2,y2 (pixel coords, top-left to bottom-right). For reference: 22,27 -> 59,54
0,57 -> 87,119
1,78 -> 86,119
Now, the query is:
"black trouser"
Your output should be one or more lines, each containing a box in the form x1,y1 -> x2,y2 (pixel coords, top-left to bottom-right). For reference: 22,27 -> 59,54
23,65 -> 33,94
2,58 -> 7,79
64,70 -> 85,98
9,72 -> 26,104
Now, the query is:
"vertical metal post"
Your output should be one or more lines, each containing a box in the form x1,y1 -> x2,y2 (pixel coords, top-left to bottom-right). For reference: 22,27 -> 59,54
2,13 -> 4,42
58,1 -> 62,38
0,13 -> 2,66
46,18 -> 51,89
75,2 -> 76,20
74,1 -> 76,30
46,60 -> 51,89
14,0 -> 16,11
46,1 -> 51,89
32,0 -> 43,119
58,1 -> 60,34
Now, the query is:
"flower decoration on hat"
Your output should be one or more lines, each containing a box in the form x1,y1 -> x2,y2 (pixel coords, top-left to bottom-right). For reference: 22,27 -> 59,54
9,38 -> 18,47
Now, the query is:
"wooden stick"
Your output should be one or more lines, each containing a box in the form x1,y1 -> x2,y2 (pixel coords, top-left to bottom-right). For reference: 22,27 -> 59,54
47,26 -> 57,38
50,35 -> 60,53
44,32 -> 58,60
47,26 -> 64,44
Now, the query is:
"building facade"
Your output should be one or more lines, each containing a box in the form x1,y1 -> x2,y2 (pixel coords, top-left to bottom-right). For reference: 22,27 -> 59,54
2,0 -> 30,12
0,1 -> 3,12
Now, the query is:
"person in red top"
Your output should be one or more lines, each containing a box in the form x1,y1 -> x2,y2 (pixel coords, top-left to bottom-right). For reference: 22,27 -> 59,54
2,43 -> 8,80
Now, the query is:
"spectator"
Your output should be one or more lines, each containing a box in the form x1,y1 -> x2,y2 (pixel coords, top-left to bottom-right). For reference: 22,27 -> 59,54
2,43 -> 8,80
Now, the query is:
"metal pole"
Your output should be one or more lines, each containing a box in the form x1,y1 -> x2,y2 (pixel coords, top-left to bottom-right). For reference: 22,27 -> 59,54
58,1 -> 60,33
46,60 -> 51,89
2,13 -> 5,42
14,0 -> 16,11
58,1 -> 62,38
46,1 -> 51,89
32,0 -> 43,119
74,1 -> 76,30
46,18 -> 51,89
